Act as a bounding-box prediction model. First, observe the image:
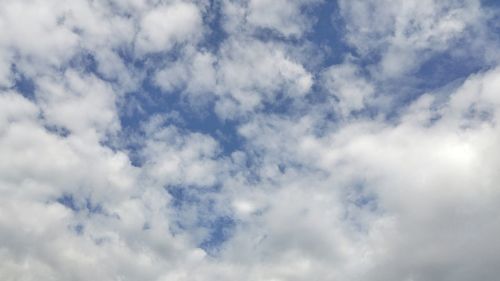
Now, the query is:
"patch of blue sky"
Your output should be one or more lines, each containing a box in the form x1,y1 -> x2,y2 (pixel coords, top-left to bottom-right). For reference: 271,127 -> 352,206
482,0 -> 500,8
11,65 -> 36,100
56,193 -> 104,215
69,51 -> 99,76
57,194 -> 79,212
385,51 -> 488,121
199,216 -> 235,255
261,92 -> 303,116
378,32 -> 494,123
199,0 -> 227,53
416,52 -> 484,91
119,80 -> 244,156
43,124 -> 71,138
166,184 -> 235,255
341,181 -> 380,233
73,223 -> 85,235
109,22 -> 243,159
484,5 -> 500,42
305,0 -> 356,68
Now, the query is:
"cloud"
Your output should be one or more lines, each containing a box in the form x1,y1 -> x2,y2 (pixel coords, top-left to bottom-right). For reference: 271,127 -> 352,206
338,0 -> 484,77
322,61 -> 375,117
135,2 -> 203,55
221,0 -> 321,37
1,0 -> 500,280
214,38 -> 313,118
154,37 -> 313,118
140,115 -> 221,187
246,0 -> 321,37
154,48 -> 217,106
35,70 -> 121,139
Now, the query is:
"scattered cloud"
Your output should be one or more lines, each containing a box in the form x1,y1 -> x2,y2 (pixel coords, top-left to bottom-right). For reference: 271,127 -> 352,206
1,0 -> 500,280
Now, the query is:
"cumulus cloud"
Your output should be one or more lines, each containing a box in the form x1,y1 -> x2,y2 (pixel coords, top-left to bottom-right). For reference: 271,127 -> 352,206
322,61 -> 375,117
1,0 -> 500,280
154,37 -> 313,118
135,2 -> 203,54
154,48 -> 217,106
140,115 -> 221,187
214,38 -> 313,118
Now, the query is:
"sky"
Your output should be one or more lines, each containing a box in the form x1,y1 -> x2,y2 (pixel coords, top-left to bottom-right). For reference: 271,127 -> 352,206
1,0 -> 500,280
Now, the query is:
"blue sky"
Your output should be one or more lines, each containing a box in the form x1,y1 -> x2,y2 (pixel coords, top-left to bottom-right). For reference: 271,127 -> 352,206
1,0 -> 500,280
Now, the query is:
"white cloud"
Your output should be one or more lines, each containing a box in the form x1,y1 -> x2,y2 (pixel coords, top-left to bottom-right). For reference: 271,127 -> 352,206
1,0 -> 500,280
155,49 -> 217,106
221,0 -> 321,38
0,92 -> 39,131
36,70 -> 120,139
140,116 -> 221,187
0,0 -> 78,84
154,37 -> 313,118
214,65 -> 500,281
214,38 -> 313,118
135,2 -> 203,54
0,90 -> 207,281
246,0 -> 321,37
322,62 -> 375,117
338,0 -> 483,77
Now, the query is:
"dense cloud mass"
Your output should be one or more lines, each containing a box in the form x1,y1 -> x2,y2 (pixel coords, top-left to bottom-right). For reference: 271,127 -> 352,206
1,0 -> 500,280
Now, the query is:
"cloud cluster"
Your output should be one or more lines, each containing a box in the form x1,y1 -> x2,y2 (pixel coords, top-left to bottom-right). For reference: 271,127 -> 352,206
1,0 -> 500,280
338,0 -> 484,77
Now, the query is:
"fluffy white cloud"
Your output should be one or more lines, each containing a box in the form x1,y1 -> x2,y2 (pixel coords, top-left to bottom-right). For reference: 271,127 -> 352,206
0,90 -> 207,281
222,66 -> 500,281
214,38 -> 313,118
0,0 -> 77,84
140,116 -> 221,187
154,37 -> 313,118
155,49 -> 217,106
35,70 -> 121,139
322,61 -> 375,117
135,2 -> 203,54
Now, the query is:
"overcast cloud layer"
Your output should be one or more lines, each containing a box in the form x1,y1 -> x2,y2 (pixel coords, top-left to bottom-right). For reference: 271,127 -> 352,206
1,0 -> 500,280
